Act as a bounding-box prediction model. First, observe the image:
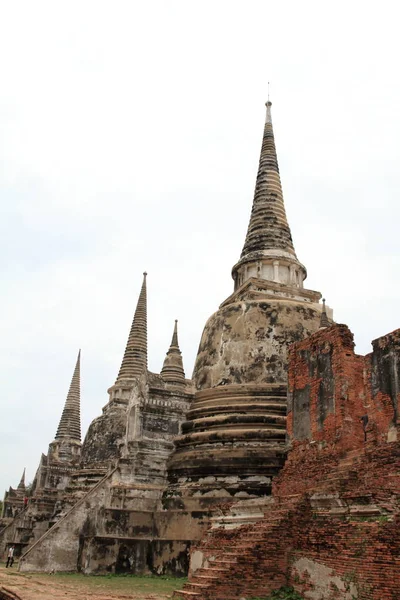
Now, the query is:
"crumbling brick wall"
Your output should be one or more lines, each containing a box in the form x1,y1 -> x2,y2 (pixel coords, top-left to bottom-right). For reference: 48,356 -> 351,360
270,325 -> 400,598
175,325 -> 400,600
274,324 -> 400,499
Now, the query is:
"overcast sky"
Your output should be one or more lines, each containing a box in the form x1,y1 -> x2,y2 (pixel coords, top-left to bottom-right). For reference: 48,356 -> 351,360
1,0 -> 400,494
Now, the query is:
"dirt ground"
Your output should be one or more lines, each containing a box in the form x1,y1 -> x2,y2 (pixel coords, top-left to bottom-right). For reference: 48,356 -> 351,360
0,563 -> 184,600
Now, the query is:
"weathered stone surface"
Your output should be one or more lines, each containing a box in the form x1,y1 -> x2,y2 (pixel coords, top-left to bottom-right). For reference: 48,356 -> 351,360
193,298 -> 322,389
55,351 -> 81,443
79,407 -> 127,466
116,272 -> 148,383
161,320 -> 186,386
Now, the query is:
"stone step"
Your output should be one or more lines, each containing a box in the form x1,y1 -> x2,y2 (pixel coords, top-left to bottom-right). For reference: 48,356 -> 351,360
185,582 -> 211,590
210,559 -> 237,565
173,590 -> 202,598
194,568 -> 229,577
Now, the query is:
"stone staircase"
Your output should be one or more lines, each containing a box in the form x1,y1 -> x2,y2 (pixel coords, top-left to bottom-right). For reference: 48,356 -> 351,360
172,445 -> 400,600
172,501 -> 298,599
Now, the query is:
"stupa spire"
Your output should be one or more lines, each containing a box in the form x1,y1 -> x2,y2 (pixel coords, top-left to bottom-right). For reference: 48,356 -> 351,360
161,320 -> 185,385
116,272 -> 148,382
241,100 -> 296,258
17,468 -> 26,491
232,101 -> 306,291
171,319 -> 179,347
319,298 -> 330,329
55,350 -> 81,441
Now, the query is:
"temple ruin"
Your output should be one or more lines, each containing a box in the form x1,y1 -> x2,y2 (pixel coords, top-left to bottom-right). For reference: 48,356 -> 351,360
1,101 -> 399,600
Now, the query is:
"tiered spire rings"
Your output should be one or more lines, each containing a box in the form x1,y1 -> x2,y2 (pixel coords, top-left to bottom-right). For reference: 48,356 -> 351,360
55,350 -> 81,442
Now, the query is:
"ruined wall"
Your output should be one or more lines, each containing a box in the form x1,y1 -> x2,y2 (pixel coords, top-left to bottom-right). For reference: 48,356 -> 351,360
370,329 -> 400,441
286,324 -> 365,451
175,324 -> 400,600
0,504 -> 52,559
19,462 -> 206,577
279,324 -> 400,499
175,488 -> 400,600
19,471 -> 115,573
79,508 -> 208,576
81,537 -> 191,576
288,324 -> 399,447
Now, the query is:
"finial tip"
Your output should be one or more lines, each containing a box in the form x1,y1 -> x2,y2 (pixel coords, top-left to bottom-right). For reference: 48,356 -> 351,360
143,271 -> 147,277
265,97 -> 272,123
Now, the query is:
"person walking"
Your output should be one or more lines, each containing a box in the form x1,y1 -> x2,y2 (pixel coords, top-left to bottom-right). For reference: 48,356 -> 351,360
6,545 -> 15,568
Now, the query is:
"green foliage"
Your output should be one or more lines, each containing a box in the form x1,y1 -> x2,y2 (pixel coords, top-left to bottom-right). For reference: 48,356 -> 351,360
377,515 -> 389,524
248,586 -> 305,600
342,570 -> 358,593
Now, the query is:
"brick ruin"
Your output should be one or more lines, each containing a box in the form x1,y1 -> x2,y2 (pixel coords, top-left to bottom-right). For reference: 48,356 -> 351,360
174,325 -> 400,599
2,101 -> 398,599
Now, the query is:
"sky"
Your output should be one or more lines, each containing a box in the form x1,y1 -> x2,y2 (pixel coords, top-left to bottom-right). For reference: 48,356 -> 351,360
1,0 -> 400,494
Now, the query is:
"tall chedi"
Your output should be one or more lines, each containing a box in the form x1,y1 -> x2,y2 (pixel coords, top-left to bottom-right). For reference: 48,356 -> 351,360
0,351 -> 83,560
168,101 -> 330,501
80,273 -> 148,465
48,350 -> 82,464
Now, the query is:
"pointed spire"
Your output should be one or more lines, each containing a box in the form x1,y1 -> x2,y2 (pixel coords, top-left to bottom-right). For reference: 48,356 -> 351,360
319,298 -> 330,329
116,272 -> 148,383
232,101 -> 306,290
161,320 -> 185,386
171,319 -> 179,347
55,350 -> 81,441
241,100 -> 296,259
17,468 -> 26,491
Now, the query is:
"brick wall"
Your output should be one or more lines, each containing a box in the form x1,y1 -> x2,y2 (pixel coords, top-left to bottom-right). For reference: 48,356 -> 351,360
174,324 -> 400,600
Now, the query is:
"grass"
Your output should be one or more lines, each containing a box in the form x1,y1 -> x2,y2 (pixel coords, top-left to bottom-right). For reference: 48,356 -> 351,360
0,567 -> 187,596
37,572 -> 186,593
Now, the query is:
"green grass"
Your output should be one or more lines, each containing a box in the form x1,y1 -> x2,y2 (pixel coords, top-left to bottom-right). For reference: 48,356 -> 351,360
35,572 -> 186,593
0,568 -> 187,595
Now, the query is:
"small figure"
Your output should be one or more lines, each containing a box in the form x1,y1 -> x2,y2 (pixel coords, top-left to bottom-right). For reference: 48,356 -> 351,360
6,545 -> 15,568
360,415 -> 369,442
